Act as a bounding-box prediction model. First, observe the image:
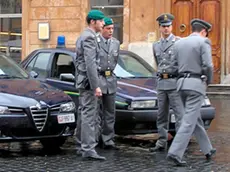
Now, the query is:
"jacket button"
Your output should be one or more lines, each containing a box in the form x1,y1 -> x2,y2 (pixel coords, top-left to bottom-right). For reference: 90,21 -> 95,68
108,61 -> 110,63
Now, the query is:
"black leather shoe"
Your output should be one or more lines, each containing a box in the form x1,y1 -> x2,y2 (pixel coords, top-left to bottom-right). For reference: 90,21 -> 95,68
103,144 -> 120,150
205,148 -> 216,160
167,154 -> 187,167
149,145 -> 165,152
82,152 -> 106,161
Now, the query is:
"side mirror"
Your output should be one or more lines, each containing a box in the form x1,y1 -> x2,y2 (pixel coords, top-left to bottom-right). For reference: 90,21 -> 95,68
60,73 -> 75,82
29,71 -> 39,78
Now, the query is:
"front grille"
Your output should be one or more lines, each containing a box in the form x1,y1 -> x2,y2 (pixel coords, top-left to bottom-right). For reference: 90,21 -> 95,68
50,104 -> 61,114
30,106 -> 48,132
8,107 -> 24,113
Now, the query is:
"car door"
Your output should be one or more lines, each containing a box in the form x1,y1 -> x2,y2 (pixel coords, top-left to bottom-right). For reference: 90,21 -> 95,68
46,52 -> 79,107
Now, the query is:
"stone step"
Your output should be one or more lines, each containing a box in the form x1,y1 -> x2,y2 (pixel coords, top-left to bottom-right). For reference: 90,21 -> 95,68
207,84 -> 230,96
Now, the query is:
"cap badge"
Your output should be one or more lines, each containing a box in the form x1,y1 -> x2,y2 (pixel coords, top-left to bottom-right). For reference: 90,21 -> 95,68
164,15 -> 168,21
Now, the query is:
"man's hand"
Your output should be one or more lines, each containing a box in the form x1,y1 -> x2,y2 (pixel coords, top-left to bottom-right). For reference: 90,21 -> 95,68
95,87 -> 102,97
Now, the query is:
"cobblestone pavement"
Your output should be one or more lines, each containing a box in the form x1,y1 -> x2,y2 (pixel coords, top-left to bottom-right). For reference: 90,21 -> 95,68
0,97 -> 229,172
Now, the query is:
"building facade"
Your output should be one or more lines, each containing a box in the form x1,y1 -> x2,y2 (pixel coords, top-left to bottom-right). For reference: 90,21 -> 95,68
0,0 -> 229,84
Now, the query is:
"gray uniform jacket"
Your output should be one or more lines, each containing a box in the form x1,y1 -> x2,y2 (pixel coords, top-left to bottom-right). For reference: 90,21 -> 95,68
175,33 -> 213,95
153,34 -> 180,90
98,35 -> 120,94
75,28 -> 100,90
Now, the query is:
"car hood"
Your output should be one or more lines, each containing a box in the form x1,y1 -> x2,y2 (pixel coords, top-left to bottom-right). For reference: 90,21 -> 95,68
117,77 -> 157,100
0,79 -> 71,108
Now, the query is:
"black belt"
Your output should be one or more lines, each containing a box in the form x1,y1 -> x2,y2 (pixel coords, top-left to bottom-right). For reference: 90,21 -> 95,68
178,73 -> 201,79
157,73 -> 177,79
99,70 -> 113,77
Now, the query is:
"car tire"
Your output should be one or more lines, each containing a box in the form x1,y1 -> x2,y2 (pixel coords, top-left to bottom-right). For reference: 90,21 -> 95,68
40,137 -> 66,150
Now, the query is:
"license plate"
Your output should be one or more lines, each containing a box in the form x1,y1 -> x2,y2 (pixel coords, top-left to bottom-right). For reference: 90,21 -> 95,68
57,113 -> 75,124
171,114 -> 176,123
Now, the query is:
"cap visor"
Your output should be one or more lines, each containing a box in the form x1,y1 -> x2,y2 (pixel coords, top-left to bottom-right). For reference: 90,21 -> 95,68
161,22 -> 172,26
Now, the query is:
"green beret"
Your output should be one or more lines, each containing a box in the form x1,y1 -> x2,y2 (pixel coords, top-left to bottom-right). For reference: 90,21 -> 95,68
87,10 -> 105,20
104,17 -> 114,26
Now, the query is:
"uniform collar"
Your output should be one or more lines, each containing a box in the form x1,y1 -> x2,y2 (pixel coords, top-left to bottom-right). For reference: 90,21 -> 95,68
190,32 -> 201,37
161,33 -> 173,42
100,35 -> 110,44
87,27 -> 96,34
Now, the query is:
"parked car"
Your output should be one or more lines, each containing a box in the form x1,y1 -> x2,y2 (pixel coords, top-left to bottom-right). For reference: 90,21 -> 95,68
20,48 -> 215,135
0,52 -> 76,149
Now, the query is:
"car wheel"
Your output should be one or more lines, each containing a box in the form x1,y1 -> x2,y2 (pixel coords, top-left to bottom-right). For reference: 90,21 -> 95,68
40,137 -> 66,150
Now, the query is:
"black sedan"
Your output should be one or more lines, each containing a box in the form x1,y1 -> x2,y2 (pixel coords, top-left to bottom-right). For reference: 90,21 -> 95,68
20,48 -> 215,135
0,53 -> 76,149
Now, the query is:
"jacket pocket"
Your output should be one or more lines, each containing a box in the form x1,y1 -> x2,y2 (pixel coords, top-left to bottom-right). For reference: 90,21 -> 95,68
113,50 -> 118,57
77,74 -> 90,90
155,52 -> 160,57
77,74 -> 85,85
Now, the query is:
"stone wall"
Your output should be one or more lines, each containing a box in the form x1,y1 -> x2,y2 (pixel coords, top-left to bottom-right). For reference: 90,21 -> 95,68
22,0 -> 89,59
123,0 -> 171,48
122,0 -> 171,70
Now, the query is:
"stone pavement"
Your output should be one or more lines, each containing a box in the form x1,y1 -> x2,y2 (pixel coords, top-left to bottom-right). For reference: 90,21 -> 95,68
0,132 -> 228,172
0,98 -> 229,172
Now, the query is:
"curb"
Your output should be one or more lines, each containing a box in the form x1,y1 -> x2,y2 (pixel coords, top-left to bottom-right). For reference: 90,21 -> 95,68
207,92 -> 230,98
207,92 -> 230,95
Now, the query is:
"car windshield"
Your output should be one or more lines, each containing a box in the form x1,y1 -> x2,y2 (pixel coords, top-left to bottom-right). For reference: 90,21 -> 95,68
0,54 -> 29,79
114,53 -> 155,78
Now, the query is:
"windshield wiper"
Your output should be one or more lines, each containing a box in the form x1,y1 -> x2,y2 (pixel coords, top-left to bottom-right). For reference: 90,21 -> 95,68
0,74 -> 24,79
116,76 -> 153,79
124,76 -> 153,78
117,76 -> 126,79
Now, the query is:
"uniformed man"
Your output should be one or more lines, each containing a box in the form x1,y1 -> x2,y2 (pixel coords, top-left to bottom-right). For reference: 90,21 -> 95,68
97,17 -> 120,150
149,13 -> 183,152
75,10 -> 106,160
166,19 -> 216,166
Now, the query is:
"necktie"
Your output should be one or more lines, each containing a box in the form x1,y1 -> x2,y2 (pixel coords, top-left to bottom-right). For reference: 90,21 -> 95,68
162,39 -> 167,49
105,40 -> 109,51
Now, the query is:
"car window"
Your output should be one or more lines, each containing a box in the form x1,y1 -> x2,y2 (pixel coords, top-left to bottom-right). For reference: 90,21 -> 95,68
51,53 -> 75,79
114,54 -> 153,78
26,52 -> 51,79
0,54 -> 29,79
26,57 -> 36,72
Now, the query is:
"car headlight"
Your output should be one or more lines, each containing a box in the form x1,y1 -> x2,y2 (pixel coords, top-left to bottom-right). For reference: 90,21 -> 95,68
202,97 -> 211,106
60,102 -> 76,112
130,100 -> 156,109
0,106 -> 10,114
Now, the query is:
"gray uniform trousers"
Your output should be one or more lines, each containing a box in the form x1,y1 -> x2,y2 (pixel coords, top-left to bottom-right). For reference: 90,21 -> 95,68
76,96 -> 82,150
168,90 -> 213,160
100,93 -> 116,145
78,88 -> 99,153
76,96 -> 101,150
156,89 -> 183,147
